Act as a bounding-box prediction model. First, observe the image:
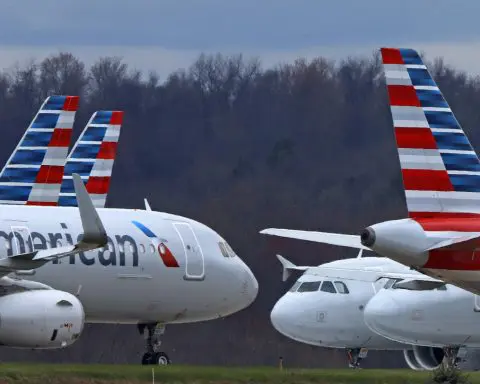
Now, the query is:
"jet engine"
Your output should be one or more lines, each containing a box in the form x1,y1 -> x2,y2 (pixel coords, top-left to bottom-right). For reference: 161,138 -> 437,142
0,289 -> 84,348
403,346 -> 444,370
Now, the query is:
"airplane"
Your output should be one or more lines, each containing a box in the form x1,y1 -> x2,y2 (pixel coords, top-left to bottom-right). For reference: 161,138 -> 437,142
260,47 -> 480,296
0,98 -> 258,366
270,253 -> 467,370
364,279 -> 480,369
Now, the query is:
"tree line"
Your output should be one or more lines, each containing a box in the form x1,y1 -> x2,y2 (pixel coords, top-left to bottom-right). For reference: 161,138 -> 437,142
0,51 -> 479,368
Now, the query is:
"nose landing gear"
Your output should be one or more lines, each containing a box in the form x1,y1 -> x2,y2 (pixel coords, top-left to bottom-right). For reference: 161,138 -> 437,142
138,323 -> 171,365
347,348 -> 368,368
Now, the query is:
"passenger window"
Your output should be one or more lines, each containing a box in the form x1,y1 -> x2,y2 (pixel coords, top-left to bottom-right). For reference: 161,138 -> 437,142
297,281 -> 321,292
289,281 -> 301,292
149,244 -> 155,253
334,281 -> 349,294
218,242 -> 229,257
139,244 -> 145,253
320,281 -> 337,293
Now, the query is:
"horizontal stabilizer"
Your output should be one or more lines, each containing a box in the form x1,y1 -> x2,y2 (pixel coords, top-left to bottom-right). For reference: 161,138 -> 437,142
276,255 -> 309,282
260,228 -> 371,250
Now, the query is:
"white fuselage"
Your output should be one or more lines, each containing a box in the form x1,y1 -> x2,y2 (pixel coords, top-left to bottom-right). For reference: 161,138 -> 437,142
364,283 -> 480,348
0,205 -> 258,325
270,257 -> 410,350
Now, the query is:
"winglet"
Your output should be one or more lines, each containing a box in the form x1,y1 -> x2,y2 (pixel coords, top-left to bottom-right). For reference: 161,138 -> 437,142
276,254 -> 309,282
73,173 -> 107,247
144,198 -> 152,211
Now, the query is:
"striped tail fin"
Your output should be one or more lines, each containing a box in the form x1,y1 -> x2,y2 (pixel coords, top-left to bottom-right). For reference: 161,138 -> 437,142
380,48 -> 480,219
0,95 -> 78,206
59,111 -> 123,208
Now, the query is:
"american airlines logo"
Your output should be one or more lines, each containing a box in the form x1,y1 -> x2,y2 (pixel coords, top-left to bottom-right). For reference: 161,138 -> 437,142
1,222 -> 140,267
131,221 -> 179,268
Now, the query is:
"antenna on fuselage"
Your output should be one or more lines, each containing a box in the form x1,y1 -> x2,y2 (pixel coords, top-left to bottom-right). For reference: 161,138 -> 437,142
356,249 -> 363,258
144,198 -> 152,211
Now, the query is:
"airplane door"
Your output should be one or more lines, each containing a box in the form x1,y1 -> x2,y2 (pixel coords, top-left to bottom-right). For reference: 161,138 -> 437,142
173,222 -> 205,281
10,225 -> 34,255
474,295 -> 480,312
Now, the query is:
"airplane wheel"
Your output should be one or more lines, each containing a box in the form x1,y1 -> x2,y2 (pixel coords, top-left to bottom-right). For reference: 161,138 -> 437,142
154,352 -> 171,365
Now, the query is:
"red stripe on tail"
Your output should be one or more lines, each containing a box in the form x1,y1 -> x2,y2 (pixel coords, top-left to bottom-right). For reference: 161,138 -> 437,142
395,127 -> 438,149
424,249 -> 480,270
35,165 -> 64,184
402,169 -> 453,191
63,96 -> 79,111
387,85 -> 421,106
97,142 -> 117,159
381,48 -> 404,65
86,177 -> 110,194
109,111 -> 124,125
26,201 -> 58,206
49,128 -> 72,147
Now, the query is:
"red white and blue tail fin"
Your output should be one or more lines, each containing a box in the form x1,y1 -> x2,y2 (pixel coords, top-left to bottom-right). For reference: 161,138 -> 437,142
59,111 -> 123,208
0,95 -> 78,205
381,48 -> 480,219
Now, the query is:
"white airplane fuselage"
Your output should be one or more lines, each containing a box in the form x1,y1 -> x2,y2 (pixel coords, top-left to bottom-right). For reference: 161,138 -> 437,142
364,283 -> 480,348
0,205 -> 258,325
270,257 -> 408,350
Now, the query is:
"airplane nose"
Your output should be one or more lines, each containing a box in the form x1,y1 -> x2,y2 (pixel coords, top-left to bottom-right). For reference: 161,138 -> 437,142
270,299 -> 291,336
240,262 -> 259,305
363,293 -> 400,338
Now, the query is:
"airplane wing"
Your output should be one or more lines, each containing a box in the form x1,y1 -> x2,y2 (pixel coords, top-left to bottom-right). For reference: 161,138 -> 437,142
260,228 -> 371,250
276,255 -> 309,281
0,173 -> 107,274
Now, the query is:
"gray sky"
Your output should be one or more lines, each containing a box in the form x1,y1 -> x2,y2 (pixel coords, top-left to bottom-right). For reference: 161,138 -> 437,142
1,0 -> 479,79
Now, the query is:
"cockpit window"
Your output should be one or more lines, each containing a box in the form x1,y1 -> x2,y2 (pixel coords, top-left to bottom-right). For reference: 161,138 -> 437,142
384,278 -> 400,290
297,281 -> 321,292
218,241 -> 236,258
218,242 -> 229,257
320,281 -> 337,294
436,284 -> 447,291
334,281 -> 349,294
289,281 -> 301,292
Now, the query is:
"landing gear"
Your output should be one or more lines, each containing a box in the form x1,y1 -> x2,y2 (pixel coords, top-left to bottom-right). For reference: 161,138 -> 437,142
443,347 -> 460,369
138,323 -> 171,365
347,348 -> 368,368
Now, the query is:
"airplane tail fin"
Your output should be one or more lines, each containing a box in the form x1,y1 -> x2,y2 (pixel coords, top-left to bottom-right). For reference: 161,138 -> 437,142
0,95 -> 78,206
381,48 -> 480,219
60,111 -> 123,208
276,254 -> 309,282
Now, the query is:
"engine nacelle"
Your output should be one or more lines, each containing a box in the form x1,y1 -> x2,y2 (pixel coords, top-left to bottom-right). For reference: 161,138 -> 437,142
412,346 -> 444,370
403,349 -> 425,371
360,219 -> 431,267
0,289 -> 84,349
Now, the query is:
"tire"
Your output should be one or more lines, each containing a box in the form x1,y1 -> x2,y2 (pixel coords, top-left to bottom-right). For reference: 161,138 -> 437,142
155,352 -> 171,365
